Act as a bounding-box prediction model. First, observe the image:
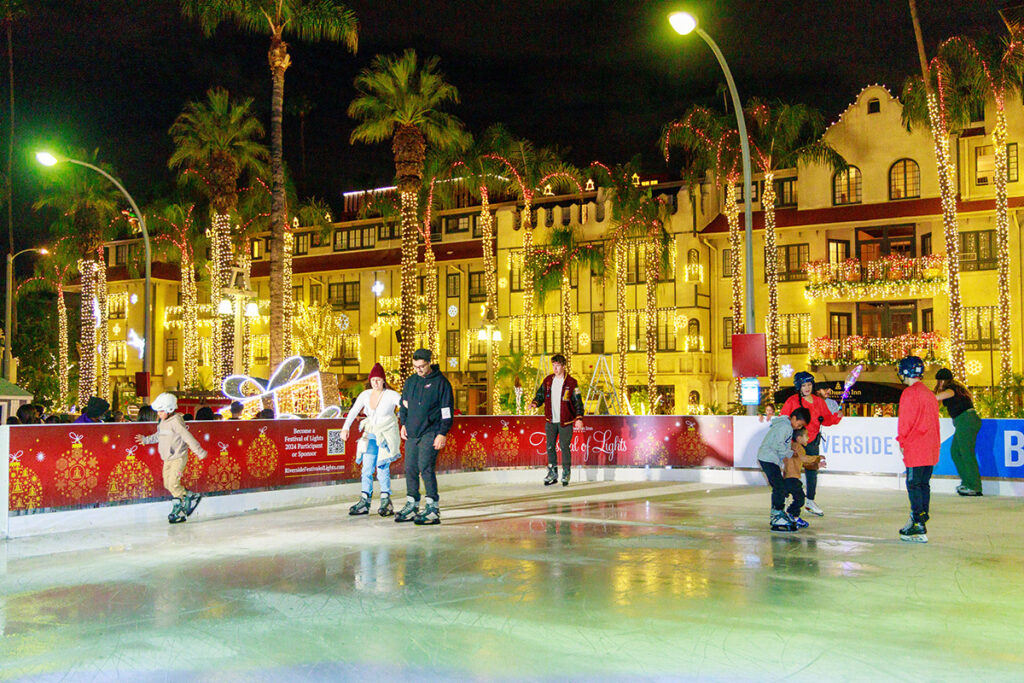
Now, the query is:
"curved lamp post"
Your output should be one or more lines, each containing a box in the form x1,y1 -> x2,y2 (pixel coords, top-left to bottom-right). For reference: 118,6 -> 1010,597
3,246 -> 48,380
669,11 -> 756,414
36,152 -> 153,388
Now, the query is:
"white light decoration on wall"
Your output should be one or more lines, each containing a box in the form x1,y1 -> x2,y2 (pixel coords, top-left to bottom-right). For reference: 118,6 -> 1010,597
966,360 -> 983,376
780,364 -> 794,379
337,315 -> 350,332
129,293 -> 138,305
127,328 -> 146,360
372,280 -> 385,296
448,305 -> 458,318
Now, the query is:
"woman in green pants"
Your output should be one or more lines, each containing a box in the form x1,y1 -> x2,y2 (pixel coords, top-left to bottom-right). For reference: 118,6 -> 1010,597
934,368 -> 983,496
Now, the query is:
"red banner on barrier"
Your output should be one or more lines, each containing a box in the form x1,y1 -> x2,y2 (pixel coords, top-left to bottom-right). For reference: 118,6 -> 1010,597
7,415 -> 733,513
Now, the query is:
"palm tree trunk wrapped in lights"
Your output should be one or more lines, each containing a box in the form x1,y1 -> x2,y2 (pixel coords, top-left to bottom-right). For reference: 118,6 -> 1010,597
56,280 -> 69,409
77,258 -> 98,402
644,242 -> 659,410
398,182 -> 420,379
521,204 -> 535,362
95,256 -> 109,402
724,174 -> 743,336
615,242 -> 629,408
761,171 -> 779,395
282,228 -> 294,357
480,187 -> 499,412
423,245 -> 438,353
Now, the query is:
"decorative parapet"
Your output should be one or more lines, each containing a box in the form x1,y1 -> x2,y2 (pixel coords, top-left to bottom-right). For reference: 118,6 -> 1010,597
803,254 -> 947,301
809,332 -> 948,367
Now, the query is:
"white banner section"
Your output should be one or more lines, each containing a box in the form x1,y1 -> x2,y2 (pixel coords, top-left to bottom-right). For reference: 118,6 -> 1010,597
733,416 -> 954,475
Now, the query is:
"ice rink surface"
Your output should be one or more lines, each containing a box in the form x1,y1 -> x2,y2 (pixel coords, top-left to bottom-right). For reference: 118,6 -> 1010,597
1,479 -> 1023,682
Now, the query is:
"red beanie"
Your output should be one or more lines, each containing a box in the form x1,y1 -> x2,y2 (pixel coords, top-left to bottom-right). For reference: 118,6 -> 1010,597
368,363 -> 386,381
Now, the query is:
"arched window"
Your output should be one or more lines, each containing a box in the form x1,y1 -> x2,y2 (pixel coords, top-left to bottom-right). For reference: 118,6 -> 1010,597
833,166 -> 862,205
889,159 -> 920,200
687,319 -> 700,337
688,390 -> 701,406
687,248 -> 700,266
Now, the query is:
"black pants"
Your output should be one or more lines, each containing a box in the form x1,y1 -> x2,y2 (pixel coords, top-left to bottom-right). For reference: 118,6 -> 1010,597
906,465 -> 933,523
405,434 -> 439,503
759,461 -> 786,511
804,434 -> 821,500
784,478 -> 805,517
545,421 -> 573,470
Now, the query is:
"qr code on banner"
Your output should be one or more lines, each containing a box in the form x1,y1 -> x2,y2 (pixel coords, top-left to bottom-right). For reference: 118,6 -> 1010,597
327,430 -> 346,456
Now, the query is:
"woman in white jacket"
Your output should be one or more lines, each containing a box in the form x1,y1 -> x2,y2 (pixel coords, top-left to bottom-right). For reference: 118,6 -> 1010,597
344,363 -> 402,516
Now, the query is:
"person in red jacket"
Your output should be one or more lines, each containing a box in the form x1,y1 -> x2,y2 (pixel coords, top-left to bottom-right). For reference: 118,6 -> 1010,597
896,355 -> 940,543
776,371 -> 842,516
529,354 -> 584,486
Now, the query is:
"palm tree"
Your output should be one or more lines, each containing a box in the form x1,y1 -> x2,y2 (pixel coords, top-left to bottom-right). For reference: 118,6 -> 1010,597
528,224 -> 604,371
181,0 -> 358,375
168,87 -> 268,383
348,49 -> 469,380
19,238 -> 75,409
495,349 -> 539,414
591,160 -> 672,409
934,35 -> 1022,389
744,99 -> 846,395
904,0 -> 970,379
149,202 -> 204,389
34,150 -> 121,404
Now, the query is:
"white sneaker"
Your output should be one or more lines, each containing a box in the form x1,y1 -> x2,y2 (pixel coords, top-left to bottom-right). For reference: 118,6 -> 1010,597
805,499 -> 824,516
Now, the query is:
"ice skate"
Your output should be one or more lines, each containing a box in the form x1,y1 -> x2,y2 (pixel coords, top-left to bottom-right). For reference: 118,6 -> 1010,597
899,516 -> 928,543
183,491 -> 202,517
543,465 -> 558,486
167,498 -> 187,524
561,468 -> 570,487
770,509 -> 797,532
378,494 -> 394,517
804,499 -> 824,516
394,498 -> 418,523
793,516 -> 809,529
414,500 -> 441,525
349,493 -> 371,515
956,485 -> 982,497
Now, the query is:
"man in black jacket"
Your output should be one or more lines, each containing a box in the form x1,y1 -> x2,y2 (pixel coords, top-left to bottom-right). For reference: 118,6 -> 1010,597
397,348 -> 454,525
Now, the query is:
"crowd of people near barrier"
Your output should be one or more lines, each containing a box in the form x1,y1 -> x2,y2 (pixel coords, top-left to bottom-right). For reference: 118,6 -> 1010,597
5,350 -> 985,543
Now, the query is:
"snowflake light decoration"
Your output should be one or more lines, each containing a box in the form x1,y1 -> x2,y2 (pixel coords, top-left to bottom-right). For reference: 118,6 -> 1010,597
780,364 -> 795,379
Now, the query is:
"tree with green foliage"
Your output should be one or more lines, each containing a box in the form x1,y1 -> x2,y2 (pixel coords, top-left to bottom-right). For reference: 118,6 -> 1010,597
181,0 -> 358,374
348,49 -> 469,380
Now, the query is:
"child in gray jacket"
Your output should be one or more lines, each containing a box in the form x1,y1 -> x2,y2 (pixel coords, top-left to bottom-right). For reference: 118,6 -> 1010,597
757,407 -> 809,532
135,392 -> 208,524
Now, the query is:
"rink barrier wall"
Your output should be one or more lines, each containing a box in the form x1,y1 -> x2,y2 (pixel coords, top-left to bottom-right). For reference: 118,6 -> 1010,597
3,415 -> 1024,538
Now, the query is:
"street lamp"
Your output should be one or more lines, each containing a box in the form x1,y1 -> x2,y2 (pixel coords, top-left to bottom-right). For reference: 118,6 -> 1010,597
670,10 -> 757,414
3,246 -> 48,380
36,151 -> 153,389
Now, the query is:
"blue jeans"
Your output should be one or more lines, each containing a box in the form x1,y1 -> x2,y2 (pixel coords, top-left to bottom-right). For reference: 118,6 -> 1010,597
360,435 -> 392,497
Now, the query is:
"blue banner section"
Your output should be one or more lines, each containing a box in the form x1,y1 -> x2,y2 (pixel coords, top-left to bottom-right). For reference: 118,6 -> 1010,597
935,419 -> 1024,479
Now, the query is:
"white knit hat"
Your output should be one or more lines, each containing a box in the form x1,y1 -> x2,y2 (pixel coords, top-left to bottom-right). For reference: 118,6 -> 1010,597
151,392 -> 178,413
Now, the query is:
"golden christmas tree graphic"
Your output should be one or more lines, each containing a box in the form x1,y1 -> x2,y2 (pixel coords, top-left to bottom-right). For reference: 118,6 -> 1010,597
461,431 -> 487,471
55,431 -> 100,502
246,426 -> 279,479
633,431 -> 669,467
108,445 -> 156,502
207,441 -> 242,492
8,451 -> 43,510
493,420 -> 520,465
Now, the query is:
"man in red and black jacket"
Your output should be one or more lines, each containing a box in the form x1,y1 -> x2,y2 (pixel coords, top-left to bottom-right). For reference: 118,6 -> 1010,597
529,354 -> 584,486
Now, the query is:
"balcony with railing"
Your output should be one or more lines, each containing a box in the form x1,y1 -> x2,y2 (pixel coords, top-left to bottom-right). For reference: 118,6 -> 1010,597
803,255 -> 947,301
808,332 -> 948,368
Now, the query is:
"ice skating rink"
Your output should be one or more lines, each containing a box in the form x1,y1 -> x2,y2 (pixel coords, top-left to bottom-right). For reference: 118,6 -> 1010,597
2,479 -> 1022,681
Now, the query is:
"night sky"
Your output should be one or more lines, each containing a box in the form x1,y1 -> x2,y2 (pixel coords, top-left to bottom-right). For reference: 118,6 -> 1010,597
9,0 -> 1006,256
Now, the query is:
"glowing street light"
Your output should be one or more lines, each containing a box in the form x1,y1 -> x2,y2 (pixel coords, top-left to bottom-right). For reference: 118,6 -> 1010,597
36,151 -> 154,390
668,10 -> 757,414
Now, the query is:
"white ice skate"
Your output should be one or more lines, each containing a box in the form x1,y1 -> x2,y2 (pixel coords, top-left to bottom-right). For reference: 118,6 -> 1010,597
804,499 -> 824,516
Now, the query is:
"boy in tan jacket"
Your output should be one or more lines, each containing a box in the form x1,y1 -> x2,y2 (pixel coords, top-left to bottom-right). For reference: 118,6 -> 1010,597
135,392 -> 208,523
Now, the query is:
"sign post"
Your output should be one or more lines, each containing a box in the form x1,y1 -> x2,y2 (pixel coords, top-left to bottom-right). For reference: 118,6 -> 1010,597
731,333 -> 767,415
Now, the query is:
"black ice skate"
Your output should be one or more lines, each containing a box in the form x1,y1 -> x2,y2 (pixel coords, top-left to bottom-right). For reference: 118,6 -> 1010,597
899,516 -> 928,543
770,509 -> 796,533
184,491 -> 202,517
544,465 -> 558,486
394,499 -> 419,523
349,493 -> 371,515
378,494 -> 394,517
414,501 -> 441,525
168,498 -> 187,524
956,485 -> 982,497
561,468 -> 570,487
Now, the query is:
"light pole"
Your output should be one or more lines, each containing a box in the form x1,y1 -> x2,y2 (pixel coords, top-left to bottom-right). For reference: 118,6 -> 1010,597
670,11 -> 757,414
3,247 -> 48,380
36,152 -> 153,388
